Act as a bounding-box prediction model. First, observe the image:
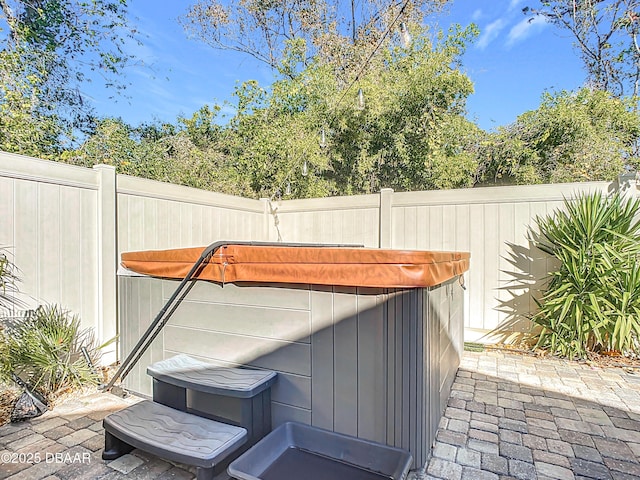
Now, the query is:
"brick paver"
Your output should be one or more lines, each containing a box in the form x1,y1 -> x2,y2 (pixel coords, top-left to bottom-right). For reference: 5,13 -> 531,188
426,351 -> 640,480
1,351 -> 639,479
0,389 -> 234,480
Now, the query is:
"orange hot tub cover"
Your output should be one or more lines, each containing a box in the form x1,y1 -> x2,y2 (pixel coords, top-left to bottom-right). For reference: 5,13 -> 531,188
121,245 -> 469,289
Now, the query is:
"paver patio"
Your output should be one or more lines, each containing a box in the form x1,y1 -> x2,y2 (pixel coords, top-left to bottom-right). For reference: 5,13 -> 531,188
1,350 -> 639,480
428,351 -> 640,480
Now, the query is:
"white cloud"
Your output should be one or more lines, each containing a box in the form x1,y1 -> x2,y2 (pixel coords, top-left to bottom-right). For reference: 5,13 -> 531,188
508,0 -> 525,11
476,19 -> 506,50
471,9 -> 483,21
506,15 -> 548,46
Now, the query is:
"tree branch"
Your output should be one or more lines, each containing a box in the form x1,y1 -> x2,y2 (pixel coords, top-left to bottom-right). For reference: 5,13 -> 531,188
0,0 -> 20,44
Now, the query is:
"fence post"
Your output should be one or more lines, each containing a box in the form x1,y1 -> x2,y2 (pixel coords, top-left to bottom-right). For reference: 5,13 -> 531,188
379,188 -> 394,248
260,198 -> 271,241
94,165 -> 118,365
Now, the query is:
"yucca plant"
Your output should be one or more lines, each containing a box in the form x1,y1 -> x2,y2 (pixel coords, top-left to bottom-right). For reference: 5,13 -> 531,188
0,305 -> 112,399
0,249 -> 21,313
532,191 -> 640,359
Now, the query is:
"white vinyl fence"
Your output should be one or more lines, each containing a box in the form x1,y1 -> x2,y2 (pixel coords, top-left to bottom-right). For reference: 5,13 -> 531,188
1,151 -> 637,358
0,153 -> 104,347
0,152 -> 265,363
267,181 -> 638,340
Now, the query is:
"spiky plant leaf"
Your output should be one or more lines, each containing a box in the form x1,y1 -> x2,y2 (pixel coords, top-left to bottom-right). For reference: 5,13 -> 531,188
532,192 -> 640,359
0,306 -> 107,399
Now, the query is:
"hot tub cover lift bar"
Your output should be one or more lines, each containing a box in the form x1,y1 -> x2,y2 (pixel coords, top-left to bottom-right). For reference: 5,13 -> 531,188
103,240 -> 363,394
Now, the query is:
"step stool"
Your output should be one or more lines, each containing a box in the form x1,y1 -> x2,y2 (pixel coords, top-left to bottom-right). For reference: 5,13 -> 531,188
147,354 -> 277,449
103,400 -> 246,480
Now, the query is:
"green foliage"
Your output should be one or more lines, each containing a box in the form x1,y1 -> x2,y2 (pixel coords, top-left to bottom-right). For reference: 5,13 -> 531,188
0,0 -> 136,152
64,114 -> 253,197
532,191 -> 640,359
0,305 -> 109,398
327,24 -> 480,193
477,88 -> 640,185
6,1 -> 636,198
0,48 -> 64,157
225,64 -> 335,198
0,249 -> 21,313
225,24 -> 480,197
68,24 -> 480,199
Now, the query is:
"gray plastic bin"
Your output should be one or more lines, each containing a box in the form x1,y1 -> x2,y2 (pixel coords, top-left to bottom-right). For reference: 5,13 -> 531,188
228,422 -> 413,480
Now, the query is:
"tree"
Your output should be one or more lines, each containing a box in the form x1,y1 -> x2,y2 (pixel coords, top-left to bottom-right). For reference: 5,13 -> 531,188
0,0 -> 137,155
223,24 -> 480,198
327,24 -> 480,193
476,88 -> 640,185
65,113 -> 253,197
0,48 -> 62,157
223,70 -> 336,198
525,1 -> 640,97
181,0 -> 449,76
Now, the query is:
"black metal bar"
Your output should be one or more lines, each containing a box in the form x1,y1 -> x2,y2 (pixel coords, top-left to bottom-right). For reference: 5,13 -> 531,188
104,241 -> 363,392
103,242 -> 217,392
115,279 -> 198,384
81,346 -> 97,375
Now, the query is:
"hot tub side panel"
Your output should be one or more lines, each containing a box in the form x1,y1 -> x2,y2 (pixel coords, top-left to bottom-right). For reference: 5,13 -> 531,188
120,277 -> 316,422
438,277 -> 464,409
423,278 -> 464,459
118,276 -> 464,468
119,275 -> 165,397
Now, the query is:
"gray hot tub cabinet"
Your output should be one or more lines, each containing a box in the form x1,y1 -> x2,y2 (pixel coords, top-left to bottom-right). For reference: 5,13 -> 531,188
118,275 -> 464,469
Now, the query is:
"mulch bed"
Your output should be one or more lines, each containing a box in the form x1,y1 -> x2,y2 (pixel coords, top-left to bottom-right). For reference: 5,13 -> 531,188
475,342 -> 640,372
0,364 -> 119,427
0,385 -> 20,426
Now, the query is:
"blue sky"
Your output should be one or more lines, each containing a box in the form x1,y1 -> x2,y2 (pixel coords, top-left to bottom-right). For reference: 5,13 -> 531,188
85,0 -> 587,131
446,0 -> 585,129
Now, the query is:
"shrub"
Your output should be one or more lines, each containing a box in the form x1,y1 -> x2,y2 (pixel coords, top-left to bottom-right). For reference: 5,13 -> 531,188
532,191 -> 640,359
0,306 -> 109,398
0,249 -> 21,313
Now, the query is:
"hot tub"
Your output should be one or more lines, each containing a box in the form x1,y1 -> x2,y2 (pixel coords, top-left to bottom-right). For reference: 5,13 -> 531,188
117,242 -> 469,470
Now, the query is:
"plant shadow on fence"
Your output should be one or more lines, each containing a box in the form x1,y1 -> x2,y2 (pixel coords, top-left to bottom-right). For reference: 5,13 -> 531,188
486,234 -> 555,346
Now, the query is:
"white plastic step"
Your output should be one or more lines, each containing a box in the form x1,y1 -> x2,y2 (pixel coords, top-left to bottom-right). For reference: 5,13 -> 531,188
103,400 -> 247,480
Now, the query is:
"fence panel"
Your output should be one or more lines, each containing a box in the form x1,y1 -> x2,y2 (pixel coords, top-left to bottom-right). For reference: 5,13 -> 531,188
262,181 -> 626,339
116,175 -> 265,255
266,194 -> 381,247
0,154 -> 267,364
389,182 -> 614,339
3,151 -> 634,346
0,152 -> 100,335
